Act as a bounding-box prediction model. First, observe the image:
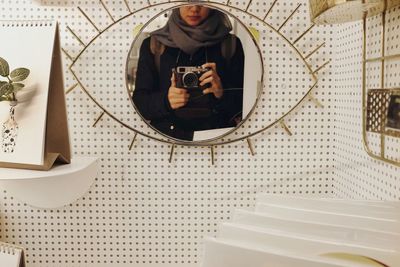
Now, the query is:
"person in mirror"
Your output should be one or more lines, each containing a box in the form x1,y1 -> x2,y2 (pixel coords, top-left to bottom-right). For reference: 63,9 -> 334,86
133,5 -> 244,141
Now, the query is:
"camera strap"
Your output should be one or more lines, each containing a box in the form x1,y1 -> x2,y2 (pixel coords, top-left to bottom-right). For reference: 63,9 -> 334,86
174,49 -> 208,67
221,34 -> 237,66
150,36 -> 166,74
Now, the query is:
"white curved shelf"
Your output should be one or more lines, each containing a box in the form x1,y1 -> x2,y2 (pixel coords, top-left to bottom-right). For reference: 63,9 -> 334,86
0,157 -> 97,209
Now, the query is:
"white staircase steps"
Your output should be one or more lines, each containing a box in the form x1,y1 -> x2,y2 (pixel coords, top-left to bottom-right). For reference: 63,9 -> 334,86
201,195 -> 400,267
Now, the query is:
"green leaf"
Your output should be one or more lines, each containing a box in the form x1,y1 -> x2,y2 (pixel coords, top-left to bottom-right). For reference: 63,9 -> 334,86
0,81 -> 7,87
0,57 -> 9,77
10,68 -> 30,82
0,83 -> 8,95
0,83 -> 13,97
12,83 -> 25,93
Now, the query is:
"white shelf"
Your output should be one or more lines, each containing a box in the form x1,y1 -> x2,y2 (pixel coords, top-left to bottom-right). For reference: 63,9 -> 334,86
0,157 -> 97,209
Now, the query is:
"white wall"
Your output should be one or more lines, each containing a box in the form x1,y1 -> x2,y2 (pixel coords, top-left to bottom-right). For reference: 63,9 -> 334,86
333,6 -> 400,200
0,0 -> 336,266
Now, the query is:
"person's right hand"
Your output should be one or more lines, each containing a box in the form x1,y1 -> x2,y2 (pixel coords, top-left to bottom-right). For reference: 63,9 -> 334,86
168,73 -> 189,110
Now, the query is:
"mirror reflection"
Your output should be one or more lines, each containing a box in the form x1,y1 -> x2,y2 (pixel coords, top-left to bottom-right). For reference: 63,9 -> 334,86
127,5 -> 262,142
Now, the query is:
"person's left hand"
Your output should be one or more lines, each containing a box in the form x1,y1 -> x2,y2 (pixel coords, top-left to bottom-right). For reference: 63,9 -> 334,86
200,62 -> 223,99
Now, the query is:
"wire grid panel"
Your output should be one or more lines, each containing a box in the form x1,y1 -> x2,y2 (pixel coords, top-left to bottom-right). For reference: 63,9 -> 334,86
334,6 -> 400,200
366,89 -> 391,133
0,0 -> 334,266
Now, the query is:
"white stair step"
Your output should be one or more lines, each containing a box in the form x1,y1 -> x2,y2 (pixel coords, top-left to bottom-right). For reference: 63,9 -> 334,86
232,209 -> 400,248
201,237 -> 381,267
257,194 -> 400,208
217,222 -> 398,266
255,203 -> 400,233
256,195 -> 400,220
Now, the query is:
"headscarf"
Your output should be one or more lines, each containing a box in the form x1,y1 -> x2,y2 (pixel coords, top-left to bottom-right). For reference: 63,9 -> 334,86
151,8 -> 232,55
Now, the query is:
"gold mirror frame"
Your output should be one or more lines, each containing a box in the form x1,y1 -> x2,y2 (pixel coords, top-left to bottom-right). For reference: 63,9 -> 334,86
125,4 -> 265,144
63,0 -> 329,163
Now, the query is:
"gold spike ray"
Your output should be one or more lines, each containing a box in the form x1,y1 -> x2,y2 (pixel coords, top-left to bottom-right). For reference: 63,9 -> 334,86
264,0 -> 278,21
309,94 -> 324,108
293,24 -> 315,45
246,138 -> 255,156
312,60 -> 331,75
210,146 -> 215,165
305,42 -> 326,60
278,4 -> 301,32
99,0 -> 116,22
169,144 -> 175,163
66,26 -> 86,46
123,0 -> 132,13
93,111 -> 105,127
77,6 -> 101,33
129,132 -> 138,150
65,83 -> 79,95
245,0 -> 253,12
61,48 -> 74,61
280,120 -> 293,136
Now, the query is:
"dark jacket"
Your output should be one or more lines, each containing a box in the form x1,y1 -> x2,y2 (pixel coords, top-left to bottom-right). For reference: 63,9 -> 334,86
133,35 -> 244,141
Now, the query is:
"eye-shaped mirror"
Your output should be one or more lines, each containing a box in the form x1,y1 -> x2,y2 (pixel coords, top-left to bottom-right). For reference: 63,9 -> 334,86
126,5 -> 263,142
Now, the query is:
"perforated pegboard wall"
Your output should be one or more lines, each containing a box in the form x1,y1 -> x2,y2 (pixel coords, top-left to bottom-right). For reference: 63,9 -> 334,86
0,1 -> 335,266
333,6 -> 400,200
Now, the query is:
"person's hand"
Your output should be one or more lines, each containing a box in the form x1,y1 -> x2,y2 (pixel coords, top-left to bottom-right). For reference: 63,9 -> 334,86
168,72 -> 190,110
200,62 -> 223,99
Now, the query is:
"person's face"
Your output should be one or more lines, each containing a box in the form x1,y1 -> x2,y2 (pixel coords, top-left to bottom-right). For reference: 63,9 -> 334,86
179,5 -> 211,27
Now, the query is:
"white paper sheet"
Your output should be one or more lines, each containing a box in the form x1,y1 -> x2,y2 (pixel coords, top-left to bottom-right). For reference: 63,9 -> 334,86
0,21 -> 55,165
0,242 -> 23,267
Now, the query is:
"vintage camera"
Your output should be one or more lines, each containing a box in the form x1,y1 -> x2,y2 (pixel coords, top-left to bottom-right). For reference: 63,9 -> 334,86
172,66 -> 213,119
174,66 -> 210,90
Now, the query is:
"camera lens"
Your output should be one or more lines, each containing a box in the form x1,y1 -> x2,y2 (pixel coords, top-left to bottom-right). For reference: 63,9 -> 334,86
183,72 -> 198,88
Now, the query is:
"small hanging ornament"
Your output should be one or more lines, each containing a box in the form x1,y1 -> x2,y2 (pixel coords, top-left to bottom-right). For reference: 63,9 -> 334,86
2,101 -> 18,153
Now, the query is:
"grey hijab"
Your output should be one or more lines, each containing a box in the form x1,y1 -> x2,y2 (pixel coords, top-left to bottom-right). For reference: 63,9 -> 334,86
151,8 -> 232,55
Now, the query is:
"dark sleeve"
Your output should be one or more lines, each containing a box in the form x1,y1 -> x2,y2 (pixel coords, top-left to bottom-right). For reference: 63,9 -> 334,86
223,37 -> 245,92
132,37 -> 172,121
217,37 -> 245,124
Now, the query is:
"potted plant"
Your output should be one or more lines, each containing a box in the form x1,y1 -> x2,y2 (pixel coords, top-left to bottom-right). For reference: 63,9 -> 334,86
0,57 -> 30,153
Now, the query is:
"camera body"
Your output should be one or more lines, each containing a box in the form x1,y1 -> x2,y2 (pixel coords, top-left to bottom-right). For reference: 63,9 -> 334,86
174,66 -> 210,91
172,66 -> 213,119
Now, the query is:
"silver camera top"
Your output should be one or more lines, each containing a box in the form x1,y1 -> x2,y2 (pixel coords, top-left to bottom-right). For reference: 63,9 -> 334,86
176,66 -> 207,74
174,66 -> 210,89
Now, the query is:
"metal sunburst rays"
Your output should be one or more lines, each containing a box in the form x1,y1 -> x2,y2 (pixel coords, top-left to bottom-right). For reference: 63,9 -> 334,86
62,0 -> 330,164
